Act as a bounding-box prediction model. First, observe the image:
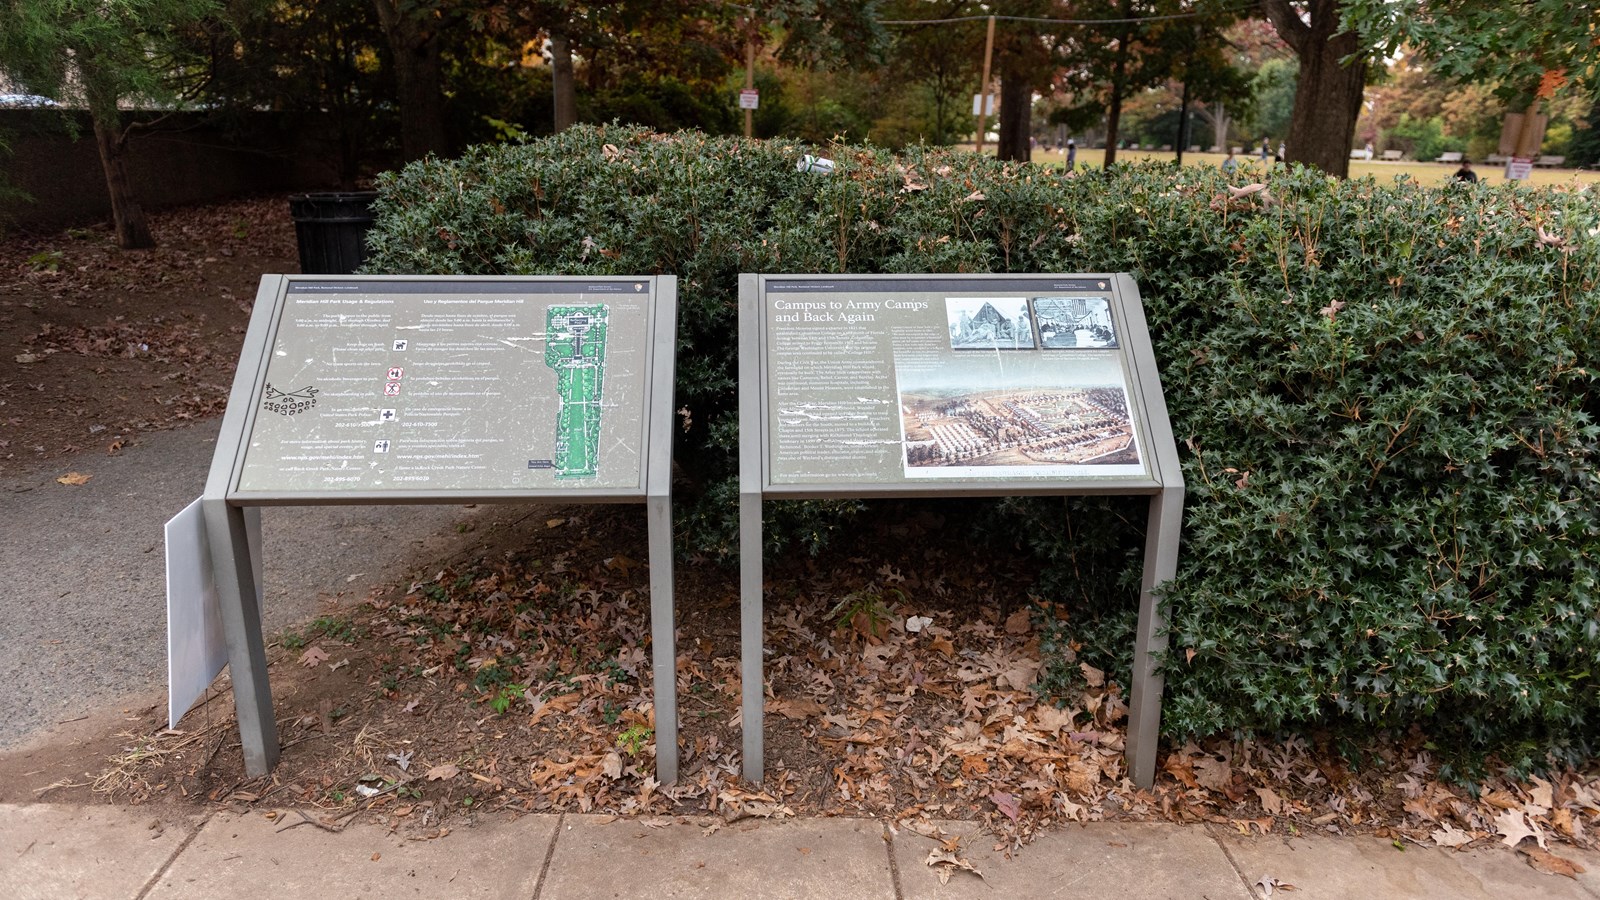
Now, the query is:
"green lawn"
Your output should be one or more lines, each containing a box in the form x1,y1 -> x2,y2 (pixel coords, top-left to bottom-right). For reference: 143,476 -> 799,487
963,145 -> 1599,188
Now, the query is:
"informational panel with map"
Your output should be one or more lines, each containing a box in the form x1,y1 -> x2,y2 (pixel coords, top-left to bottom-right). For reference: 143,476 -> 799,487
229,277 -> 664,498
755,275 -> 1155,489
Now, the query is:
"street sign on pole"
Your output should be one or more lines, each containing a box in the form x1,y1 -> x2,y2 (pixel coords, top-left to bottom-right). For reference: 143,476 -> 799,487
739,89 -> 760,110
1506,157 -> 1534,181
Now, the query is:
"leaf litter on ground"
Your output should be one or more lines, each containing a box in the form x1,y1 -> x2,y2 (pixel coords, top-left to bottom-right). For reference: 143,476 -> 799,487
65,502 -> 1600,866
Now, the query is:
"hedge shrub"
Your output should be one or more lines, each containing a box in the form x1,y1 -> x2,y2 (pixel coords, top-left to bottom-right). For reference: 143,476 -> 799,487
365,125 -> 1600,768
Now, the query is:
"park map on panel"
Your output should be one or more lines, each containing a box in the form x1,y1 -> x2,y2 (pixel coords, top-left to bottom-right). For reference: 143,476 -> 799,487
233,280 -> 648,496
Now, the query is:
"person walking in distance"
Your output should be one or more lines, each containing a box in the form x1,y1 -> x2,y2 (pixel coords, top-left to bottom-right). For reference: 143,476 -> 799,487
1066,138 -> 1076,169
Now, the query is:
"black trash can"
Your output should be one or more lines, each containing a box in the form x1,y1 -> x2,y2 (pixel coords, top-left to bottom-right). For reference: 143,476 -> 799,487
288,191 -> 379,275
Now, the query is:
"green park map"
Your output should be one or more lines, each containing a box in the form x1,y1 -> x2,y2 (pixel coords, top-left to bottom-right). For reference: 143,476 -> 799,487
544,305 -> 609,478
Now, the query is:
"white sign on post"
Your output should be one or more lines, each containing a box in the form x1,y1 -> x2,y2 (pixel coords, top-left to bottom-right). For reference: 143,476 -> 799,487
971,94 -> 995,116
1506,157 -> 1533,180
739,89 -> 760,110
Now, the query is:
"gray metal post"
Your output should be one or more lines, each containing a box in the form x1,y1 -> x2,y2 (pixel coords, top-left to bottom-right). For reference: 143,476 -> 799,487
737,275 -> 766,782
738,493 -> 764,782
202,497 -> 279,776
645,276 -> 679,783
646,494 -> 678,783
1127,484 -> 1184,788
200,274 -> 285,778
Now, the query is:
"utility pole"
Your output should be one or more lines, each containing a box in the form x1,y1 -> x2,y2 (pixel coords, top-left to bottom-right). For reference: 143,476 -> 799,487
975,15 -> 996,155
744,20 -> 756,139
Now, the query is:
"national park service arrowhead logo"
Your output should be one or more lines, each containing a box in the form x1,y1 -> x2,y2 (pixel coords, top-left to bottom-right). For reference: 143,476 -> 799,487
262,383 -> 319,416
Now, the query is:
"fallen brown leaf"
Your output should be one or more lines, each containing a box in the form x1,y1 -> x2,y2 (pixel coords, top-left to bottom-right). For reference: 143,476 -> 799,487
991,790 -> 1020,822
1430,824 -> 1473,848
56,472 -> 91,486
1520,846 -> 1586,879
767,698 -> 826,719
926,848 -> 984,884
1255,786 -> 1285,816
1495,808 -> 1542,849
1003,608 -> 1031,634
529,692 -> 582,725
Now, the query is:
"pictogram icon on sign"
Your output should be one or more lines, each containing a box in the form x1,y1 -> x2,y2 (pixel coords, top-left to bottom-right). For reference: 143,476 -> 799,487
373,440 -> 391,453
379,408 -> 396,422
387,367 -> 404,380
392,340 -> 408,351
384,381 -> 401,396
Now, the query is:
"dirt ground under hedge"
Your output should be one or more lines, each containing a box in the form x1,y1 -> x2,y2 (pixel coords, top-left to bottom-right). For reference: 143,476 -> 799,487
2,197 -> 1597,876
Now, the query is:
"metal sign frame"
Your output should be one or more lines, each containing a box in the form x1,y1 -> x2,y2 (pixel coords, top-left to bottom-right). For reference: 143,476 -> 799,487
202,274 -> 681,782
737,272 -> 1184,788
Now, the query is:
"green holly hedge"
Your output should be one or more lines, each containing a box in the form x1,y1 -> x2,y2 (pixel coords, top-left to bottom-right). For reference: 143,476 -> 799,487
365,125 -> 1600,768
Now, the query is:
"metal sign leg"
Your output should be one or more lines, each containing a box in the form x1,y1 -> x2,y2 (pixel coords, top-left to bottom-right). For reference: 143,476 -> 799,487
1127,485 -> 1184,788
646,494 -> 679,783
738,491 -> 765,782
202,498 -> 279,777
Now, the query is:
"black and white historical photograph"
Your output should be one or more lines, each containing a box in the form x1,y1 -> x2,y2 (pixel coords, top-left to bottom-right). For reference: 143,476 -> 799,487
945,296 -> 1035,350
1032,296 -> 1118,349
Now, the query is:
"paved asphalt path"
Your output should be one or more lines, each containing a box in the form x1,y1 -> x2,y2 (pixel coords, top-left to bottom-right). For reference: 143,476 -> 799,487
0,422 -> 486,750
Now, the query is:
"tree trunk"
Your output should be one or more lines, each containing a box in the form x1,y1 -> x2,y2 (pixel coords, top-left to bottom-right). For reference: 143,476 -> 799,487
1102,26 -> 1132,166
1264,0 -> 1366,177
1195,101 -> 1230,150
995,72 -> 1032,162
931,67 -> 954,145
552,33 -> 577,132
1103,56 -> 1127,165
1175,77 -> 1192,165
371,0 -> 449,162
86,90 -> 153,250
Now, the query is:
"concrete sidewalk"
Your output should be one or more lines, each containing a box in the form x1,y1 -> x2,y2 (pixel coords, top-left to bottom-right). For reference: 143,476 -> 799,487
5,803 -> 1595,899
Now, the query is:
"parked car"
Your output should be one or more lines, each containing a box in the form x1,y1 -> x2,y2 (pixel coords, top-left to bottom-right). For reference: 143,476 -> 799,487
0,94 -> 59,108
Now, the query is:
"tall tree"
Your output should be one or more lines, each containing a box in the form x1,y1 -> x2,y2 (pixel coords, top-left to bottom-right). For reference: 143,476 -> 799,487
206,0 -> 392,186
1193,17 -> 1291,151
1260,0 -> 1368,177
978,0 -> 1081,163
883,0 -> 982,145
1264,0 -> 1600,176
1057,0 -> 1243,165
1155,5 -> 1253,162
516,1 -> 885,136
0,0 -> 220,248
370,0 -> 458,160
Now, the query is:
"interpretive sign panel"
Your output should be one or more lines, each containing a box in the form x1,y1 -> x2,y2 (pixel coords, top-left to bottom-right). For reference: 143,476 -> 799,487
201,274 -> 680,786
226,277 -> 662,500
738,273 -> 1183,792
757,275 -> 1159,492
